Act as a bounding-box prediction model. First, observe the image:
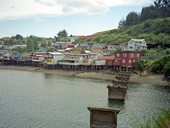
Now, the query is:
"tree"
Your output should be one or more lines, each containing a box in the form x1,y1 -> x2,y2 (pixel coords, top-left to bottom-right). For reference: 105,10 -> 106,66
118,18 -> 126,29
15,34 -> 23,40
26,35 -> 38,52
141,5 -> 160,21
125,11 -> 140,27
4,38 -> 13,45
135,60 -> 145,76
57,29 -> 68,39
154,0 -> 170,18
74,37 -> 86,44
11,47 -> 26,53
163,61 -> 170,78
54,36 -> 59,41
41,42 -> 47,48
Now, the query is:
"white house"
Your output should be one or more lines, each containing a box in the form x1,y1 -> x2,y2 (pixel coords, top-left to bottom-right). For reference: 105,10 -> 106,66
12,45 -> 27,49
123,39 -> 147,51
47,52 -> 65,65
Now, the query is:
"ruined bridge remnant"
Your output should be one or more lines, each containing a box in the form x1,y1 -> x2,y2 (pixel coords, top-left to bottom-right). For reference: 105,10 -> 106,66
87,107 -> 120,128
107,84 -> 127,101
107,73 -> 130,101
115,73 -> 130,82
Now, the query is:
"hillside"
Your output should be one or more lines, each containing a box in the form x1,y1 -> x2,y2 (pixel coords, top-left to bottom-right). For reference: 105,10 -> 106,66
91,17 -> 170,45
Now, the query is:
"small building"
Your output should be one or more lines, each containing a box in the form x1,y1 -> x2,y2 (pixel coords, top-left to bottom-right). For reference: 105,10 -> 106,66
68,35 -> 78,43
66,44 -> 74,49
123,39 -> 147,51
95,59 -> 106,66
31,52 -> 48,62
71,47 -> 85,55
52,42 -> 65,49
107,45 -> 120,52
78,42 -> 94,50
91,47 -> 103,54
46,52 -> 64,65
98,56 -> 114,66
114,51 -> 141,71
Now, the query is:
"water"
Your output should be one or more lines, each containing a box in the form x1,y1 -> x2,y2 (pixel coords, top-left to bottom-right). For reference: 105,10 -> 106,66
0,70 -> 170,128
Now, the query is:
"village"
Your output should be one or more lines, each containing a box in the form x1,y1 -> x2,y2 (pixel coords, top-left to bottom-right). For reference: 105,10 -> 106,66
0,38 -> 147,72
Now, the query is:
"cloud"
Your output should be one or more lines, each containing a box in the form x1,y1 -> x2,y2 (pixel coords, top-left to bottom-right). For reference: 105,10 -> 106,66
0,0 -> 152,20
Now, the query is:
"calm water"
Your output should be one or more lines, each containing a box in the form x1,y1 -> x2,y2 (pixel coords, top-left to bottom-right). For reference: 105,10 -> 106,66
0,70 -> 170,128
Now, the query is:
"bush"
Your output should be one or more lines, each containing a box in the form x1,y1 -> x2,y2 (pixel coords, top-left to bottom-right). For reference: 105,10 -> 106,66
136,110 -> 170,128
163,61 -> 170,78
151,55 -> 170,73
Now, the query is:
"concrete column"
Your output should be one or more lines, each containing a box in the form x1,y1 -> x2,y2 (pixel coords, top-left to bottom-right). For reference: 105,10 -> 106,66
88,107 -> 120,128
107,85 -> 127,101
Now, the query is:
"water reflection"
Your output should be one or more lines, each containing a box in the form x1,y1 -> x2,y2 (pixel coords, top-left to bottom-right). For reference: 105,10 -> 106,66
107,100 -> 125,110
0,70 -> 170,128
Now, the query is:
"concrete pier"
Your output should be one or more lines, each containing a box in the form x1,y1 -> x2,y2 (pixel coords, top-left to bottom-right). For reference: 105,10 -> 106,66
107,85 -> 127,101
88,107 -> 120,128
111,80 -> 128,88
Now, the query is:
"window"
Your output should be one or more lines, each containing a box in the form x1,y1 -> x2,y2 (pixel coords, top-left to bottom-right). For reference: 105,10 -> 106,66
117,53 -> 120,57
48,60 -> 52,62
137,53 -> 140,57
122,59 -> 125,63
129,60 -> 132,63
123,53 -> 127,57
131,53 -> 134,57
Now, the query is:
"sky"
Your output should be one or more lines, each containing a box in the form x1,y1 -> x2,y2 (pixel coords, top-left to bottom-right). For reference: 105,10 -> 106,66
0,0 -> 154,38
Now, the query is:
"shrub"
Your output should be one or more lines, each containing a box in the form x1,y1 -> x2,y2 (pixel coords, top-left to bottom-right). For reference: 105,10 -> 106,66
163,61 -> 170,78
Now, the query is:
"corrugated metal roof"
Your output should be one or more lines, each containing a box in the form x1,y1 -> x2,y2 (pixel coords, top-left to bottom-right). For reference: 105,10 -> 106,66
48,52 -> 63,55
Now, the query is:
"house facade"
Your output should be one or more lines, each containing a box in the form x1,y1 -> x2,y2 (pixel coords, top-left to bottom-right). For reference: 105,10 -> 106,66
46,52 -> 64,65
114,51 -> 141,70
98,56 -> 114,66
126,39 -> 147,51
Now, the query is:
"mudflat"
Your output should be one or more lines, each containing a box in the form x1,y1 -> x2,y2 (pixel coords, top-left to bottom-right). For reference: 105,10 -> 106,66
0,65 -> 166,85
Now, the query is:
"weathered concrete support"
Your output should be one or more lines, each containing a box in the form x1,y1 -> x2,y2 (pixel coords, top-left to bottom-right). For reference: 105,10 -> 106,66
107,85 -> 127,101
88,107 -> 120,128
111,80 -> 128,88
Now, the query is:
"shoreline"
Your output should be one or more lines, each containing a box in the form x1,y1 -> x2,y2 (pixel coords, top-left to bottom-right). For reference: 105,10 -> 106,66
0,65 -> 166,85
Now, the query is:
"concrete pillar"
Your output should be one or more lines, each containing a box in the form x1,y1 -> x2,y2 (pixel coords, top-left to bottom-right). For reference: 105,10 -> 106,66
88,107 -> 120,128
107,85 -> 127,101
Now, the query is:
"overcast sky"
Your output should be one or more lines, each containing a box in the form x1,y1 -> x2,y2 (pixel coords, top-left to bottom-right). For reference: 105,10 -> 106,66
0,0 -> 153,37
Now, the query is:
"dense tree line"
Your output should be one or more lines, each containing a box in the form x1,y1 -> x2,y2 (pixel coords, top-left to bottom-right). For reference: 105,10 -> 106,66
3,34 -> 25,45
118,0 -> 170,28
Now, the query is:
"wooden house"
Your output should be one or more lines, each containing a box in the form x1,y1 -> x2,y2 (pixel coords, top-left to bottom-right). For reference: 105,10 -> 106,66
114,51 -> 141,71
31,52 -> 48,62
46,52 -> 64,65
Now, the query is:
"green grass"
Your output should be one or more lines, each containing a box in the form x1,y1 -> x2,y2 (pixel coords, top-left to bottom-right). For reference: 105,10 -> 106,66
136,110 -> 170,128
